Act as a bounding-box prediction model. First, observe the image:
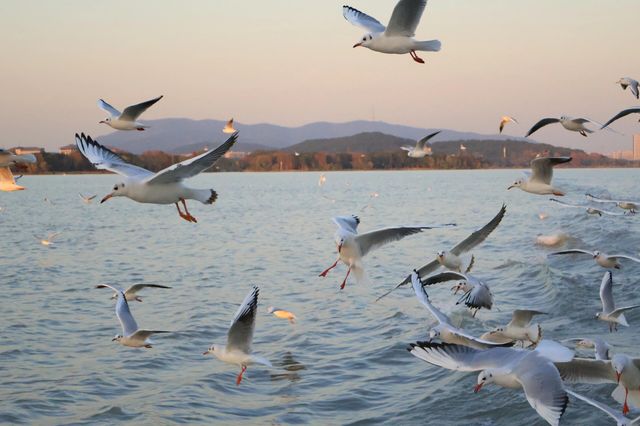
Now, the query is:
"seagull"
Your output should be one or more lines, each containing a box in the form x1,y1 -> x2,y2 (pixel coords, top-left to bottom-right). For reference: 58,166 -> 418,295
78,193 -> 97,204
508,156 -> 572,196
319,215 -> 455,290
408,340 -> 573,426
318,174 -> 327,187
419,271 -> 493,317
617,77 -> 640,100
499,116 -> 518,133
563,337 -> 612,360
377,204 -> 506,301
97,95 -> 163,131
595,271 -> 640,332
586,193 -> 638,214
411,272 -> 509,350
223,118 -> 236,134
548,250 -> 640,270
601,108 -> 640,130
267,306 -> 297,324
525,116 -> 601,138
480,310 -> 546,347
96,284 -> 169,348
96,283 -> 172,302
75,132 -> 237,223
35,232 -> 61,246
566,389 -> 640,426
343,0 -> 441,64
203,286 -> 272,385
400,130 -> 440,158
556,353 -> 640,415
550,198 -> 628,217
0,149 -> 36,191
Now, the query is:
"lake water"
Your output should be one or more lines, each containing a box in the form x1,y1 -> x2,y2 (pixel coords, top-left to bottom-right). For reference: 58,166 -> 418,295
1,169 -> 638,425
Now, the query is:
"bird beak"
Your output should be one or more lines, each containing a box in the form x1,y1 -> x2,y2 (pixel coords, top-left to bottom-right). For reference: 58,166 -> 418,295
616,372 -> 622,383
353,42 -> 363,48
507,185 -> 514,190
473,383 -> 483,393
99,120 -> 106,124
202,351 -> 210,355
451,285 -> 460,294
112,337 -> 117,341
101,193 -> 114,203
338,243 -> 343,253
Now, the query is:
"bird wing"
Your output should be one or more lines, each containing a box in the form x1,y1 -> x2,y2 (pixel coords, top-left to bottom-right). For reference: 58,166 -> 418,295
99,283 -> 139,336
610,305 -> 640,318
0,167 -> 16,185
144,133 -> 237,185
385,0 -> 427,37
530,157 -> 571,184
75,133 -> 153,180
332,215 -> 360,233
131,329 -> 169,340
631,82 -> 640,99
420,271 -> 467,286
610,254 -> 640,264
508,310 -> 546,328
97,99 -> 121,117
120,95 -> 163,121
126,283 -> 172,294
600,271 -> 615,314
554,358 -> 616,384
566,389 -> 628,425
342,5 -> 386,33
411,272 -> 450,325
601,108 -> 640,129
457,283 -> 493,310
416,130 -> 441,150
514,354 -> 569,426
355,224 -> 452,257
525,118 -> 561,137
408,341 -> 521,372
377,258 -> 440,301
451,203 -> 507,255
227,286 -> 259,353
549,198 -> 585,209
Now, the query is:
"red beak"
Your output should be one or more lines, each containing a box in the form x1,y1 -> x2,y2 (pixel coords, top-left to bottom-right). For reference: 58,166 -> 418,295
338,243 -> 343,253
616,372 -> 622,383
473,383 -> 483,393
353,43 -> 362,48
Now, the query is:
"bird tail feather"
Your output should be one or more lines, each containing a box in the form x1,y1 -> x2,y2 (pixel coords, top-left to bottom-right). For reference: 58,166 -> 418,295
192,189 -> 218,205
415,39 -> 441,52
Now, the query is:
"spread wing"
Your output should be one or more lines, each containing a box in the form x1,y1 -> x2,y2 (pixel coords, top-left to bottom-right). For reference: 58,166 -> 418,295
451,203 -> 507,255
610,254 -> 640,264
126,284 -> 172,295
75,133 -> 153,180
332,215 -> 360,233
355,224 -> 453,257
508,310 -> 546,328
377,258 -> 440,301
420,271 -> 467,286
601,108 -> 640,129
525,118 -> 560,137
566,390 -> 628,425
530,157 -> 571,184
411,272 -> 450,325
343,6 -> 386,33
416,130 -> 441,150
554,358 -> 616,384
0,167 -> 17,185
99,284 -> 138,336
599,271 -> 615,314
120,95 -> 163,121
145,133 -> 237,185
227,286 -> 259,353
385,0 -> 427,37
408,341 -> 521,372
97,99 -> 121,117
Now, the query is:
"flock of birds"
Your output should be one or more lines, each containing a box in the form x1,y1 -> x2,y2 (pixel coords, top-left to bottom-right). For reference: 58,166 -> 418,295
2,0 -> 640,424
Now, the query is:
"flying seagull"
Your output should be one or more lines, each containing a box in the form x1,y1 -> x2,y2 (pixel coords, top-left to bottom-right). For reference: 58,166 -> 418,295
499,116 -> 518,133
596,271 -> 640,332
96,283 -> 172,302
508,157 -> 572,196
75,132 -> 237,223
550,198 -> 628,217
98,95 -> 163,131
548,250 -> 640,270
586,193 -> 638,213
343,0 -> 441,64
79,193 -> 97,204
616,77 -> 639,100
400,130 -> 440,158
525,116 -> 601,138
0,149 -> 36,191
223,118 -> 236,134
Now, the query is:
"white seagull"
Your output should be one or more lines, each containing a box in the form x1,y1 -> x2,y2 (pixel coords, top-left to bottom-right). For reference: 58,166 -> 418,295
550,198 -> 628,217
98,95 -> 163,131
223,118 -> 236,134
499,116 -> 518,133
319,215 -> 455,290
400,130 -> 440,158
586,193 -> 639,214
408,341 -> 573,426
35,232 -> 61,246
96,284 -> 169,348
343,0 -> 441,64
480,309 -> 546,347
411,272 -> 509,350
601,108 -> 640,130
378,204 -> 506,301
548,250 -> 640,270
0,149 -> 36,191
563,337 -> 612,361
617,77 -> 640,100
75,132 -> 237,223
78,193 -> 97,204
203,286 -> 272,385
96,283 -> 172,302
508,156 -> 572,196
567,389 -> 640,426
525,116 -> 601,138
595,271 -> 640,332
419,271 -> 493,317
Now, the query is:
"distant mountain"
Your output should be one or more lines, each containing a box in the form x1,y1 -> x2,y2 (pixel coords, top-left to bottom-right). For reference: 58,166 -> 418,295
96,118 -> 530,154
286,132 -> 428,153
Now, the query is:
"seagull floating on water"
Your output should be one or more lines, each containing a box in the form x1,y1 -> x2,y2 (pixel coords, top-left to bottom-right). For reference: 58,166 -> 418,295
203,286 -> 272,385
343,0 -> 441,64
526,116 -> 601,138
508,156 -> 571,196
616,77 -> 639,100
96,283 -> 172,302
35,232 -> 61,246
400,130 -> 439,158
75,132 -> 237,223
98,96 -> 163,131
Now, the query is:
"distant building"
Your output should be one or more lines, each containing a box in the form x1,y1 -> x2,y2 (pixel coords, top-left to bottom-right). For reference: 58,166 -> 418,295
59,144 -> 78,155
634,134 -> 640,160
12,146 -> 43,155
224,151 -> 249,159
611,150 -> 634,160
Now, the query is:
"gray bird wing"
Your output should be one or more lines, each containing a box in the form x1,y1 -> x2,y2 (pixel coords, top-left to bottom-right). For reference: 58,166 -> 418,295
554,358 -> 616,384
408,341 -> 523,372
120,95 -> 163,121
332,215 -> 360,233
342,5 -> 386,33
508,310 -> 546,328
355,224 -> 453,257
601,108 -> 640,129
566,389 -> 629,426
451,203 -> 507,255
97,99 -> 121,117
530,157 -> 571,184
75,133 -> 153,180
600,271 -> 615,314
416,130 -> 441,150
227,286 -> 259,353
385,0 -> 427,37
525,118 -> 561,137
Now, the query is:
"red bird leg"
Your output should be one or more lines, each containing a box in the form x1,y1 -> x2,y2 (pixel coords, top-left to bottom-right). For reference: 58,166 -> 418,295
319,259 -> 339,277
340,267 -> 352,290
236,365 -> 247,386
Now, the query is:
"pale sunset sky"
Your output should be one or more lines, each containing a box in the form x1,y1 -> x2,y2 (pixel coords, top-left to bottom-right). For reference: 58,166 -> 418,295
1,1 -> 639,153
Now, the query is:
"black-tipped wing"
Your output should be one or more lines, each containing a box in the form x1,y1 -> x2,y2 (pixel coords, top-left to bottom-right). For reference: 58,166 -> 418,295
408,341 -> 521,372
416,130 -> 441,150
601,108 -> 640,129
343,5 -> 386,33
120,95 -> 163,121
525,118 -> 560,137
451,204 -> 507,255
145,133 -> 238,185
75,133 -> 153,180
333,215 -> 360,233
227,286 -> 259,353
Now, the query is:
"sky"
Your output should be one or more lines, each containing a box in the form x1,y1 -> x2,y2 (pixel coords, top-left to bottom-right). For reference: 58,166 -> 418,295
1,0 -> 639,154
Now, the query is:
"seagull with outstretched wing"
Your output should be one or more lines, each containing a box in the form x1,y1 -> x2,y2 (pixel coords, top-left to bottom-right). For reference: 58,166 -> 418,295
98,95 -> 163,131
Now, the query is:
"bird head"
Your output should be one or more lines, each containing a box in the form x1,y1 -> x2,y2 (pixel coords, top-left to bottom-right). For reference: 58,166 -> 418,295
612,355 -> 626,383
101,183 -> 126,203
353,34 -> 374,48
594,312 -> 601,320
507,178 -> 523,190
474,370 -> 495,392
112,334 -> 123,342
451,282 -> 465,295
428,328 -> 440,341
99,117 -> 112,125
593,251 -> 601,259
337,237 -> 345,253
203,344 -> 217,356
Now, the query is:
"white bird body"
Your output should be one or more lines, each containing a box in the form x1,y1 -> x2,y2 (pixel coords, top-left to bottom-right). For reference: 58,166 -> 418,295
508,157 -> 572,196
436,250 -> 463,271
595,272 -> 640,332
481,310 -> 546,346
97,96 -> 163,131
